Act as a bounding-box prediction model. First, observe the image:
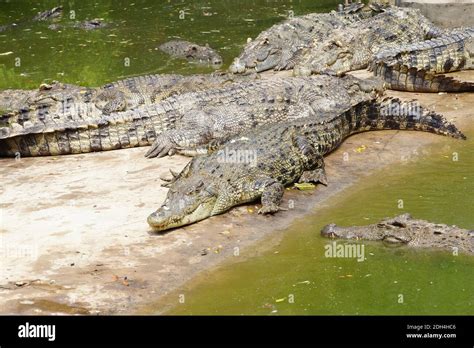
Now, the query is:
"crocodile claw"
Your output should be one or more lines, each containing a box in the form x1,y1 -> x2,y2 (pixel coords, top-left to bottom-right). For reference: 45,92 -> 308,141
258,204 -> 280,214
145,135 -> 176,158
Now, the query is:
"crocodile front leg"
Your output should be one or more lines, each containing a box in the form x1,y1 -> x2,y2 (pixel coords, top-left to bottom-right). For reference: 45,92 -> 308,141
144,127 -> 212,158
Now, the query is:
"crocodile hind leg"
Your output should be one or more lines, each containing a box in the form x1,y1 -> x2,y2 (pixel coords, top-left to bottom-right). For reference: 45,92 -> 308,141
258,180 -> 284,214
299,167 -> 328,185
294,135 -> 328,185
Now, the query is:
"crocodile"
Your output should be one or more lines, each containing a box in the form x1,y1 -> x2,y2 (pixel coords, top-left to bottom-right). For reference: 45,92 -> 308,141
321,213 -> 474,254
0,6 -> 63,32
48,19 -> 109,31
142,75 -> 383,158
0,74 -> 380,157
0,72 -> 253,154
158,40 -> 223,65
293,7 -> 443,77
369,28 -> 474,92
228,2 -> 387,74
147,98 -> 465,231
32,6 -> 63,21
91,72 -> 246,114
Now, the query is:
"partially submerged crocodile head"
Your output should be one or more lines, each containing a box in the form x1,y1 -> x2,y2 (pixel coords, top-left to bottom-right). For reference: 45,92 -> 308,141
147,161 -> 220,231
321,213 -> 474,253
321,214 -> 414,244
33,6 -> 63,21
159,40 -> 223,65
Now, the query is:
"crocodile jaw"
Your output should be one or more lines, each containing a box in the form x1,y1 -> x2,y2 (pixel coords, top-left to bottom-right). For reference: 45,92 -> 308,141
147,197 -> 217,231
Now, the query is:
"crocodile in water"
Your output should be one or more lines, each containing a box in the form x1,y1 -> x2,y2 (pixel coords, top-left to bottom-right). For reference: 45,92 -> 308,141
321,213 -> 474,254
158,40 -> 223,65
0,6 -> 63,32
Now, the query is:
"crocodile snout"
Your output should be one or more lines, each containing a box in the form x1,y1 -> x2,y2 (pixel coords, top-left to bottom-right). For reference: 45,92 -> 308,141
147,209 -> 173,230
321,223 -> 339,238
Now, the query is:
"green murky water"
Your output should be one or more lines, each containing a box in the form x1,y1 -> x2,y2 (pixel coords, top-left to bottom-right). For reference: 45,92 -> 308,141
163,129 -> 474,315
1,0 -> 472,315
0,0 -> 341,89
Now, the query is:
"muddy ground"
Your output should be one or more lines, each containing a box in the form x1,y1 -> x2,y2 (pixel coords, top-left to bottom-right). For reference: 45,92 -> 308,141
0,71 -> 472,315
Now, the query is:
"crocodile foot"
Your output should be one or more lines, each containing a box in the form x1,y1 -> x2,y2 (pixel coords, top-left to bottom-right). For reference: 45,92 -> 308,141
145,135 -> 176,158
298,168 -> 328,185
258,204 -> 280,214
258,180 -> 284,214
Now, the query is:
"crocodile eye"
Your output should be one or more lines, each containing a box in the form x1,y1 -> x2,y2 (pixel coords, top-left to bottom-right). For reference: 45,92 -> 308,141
186,180 -> 204,194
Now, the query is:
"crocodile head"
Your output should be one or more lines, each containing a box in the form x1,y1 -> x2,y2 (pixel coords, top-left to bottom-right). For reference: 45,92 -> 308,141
294,38 -> 356,76
188,44 -> 223,65
147,160 -> 221,231
321,214 -> 414,244
229,36 -> 281,73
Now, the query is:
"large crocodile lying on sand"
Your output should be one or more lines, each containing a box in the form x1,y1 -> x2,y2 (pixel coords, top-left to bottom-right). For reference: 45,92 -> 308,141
0,72 -> 254,156
0,73 -> 244,115
229,2 -> 385,74
321,214 -> 474,254
0,75 -> 380,157
144,75 -> 382,158
147,98 -> 465,231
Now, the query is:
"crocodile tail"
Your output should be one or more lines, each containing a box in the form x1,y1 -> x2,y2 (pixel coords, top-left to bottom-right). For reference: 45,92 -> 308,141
373,63 -> 474,92
353,97 -> 466,140
0,104 -> 176,157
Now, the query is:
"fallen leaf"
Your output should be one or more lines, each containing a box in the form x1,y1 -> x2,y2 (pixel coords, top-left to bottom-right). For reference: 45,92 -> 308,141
294,182 -> 315,190
296,280 -> 310,285
338,274 -> 353,279
355,145 -> 367,153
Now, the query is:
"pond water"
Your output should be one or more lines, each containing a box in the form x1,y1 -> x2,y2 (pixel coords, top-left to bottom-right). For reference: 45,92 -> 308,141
162,128 -> 474,315
0,0 -> 340,89
1,0 -> 472,315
